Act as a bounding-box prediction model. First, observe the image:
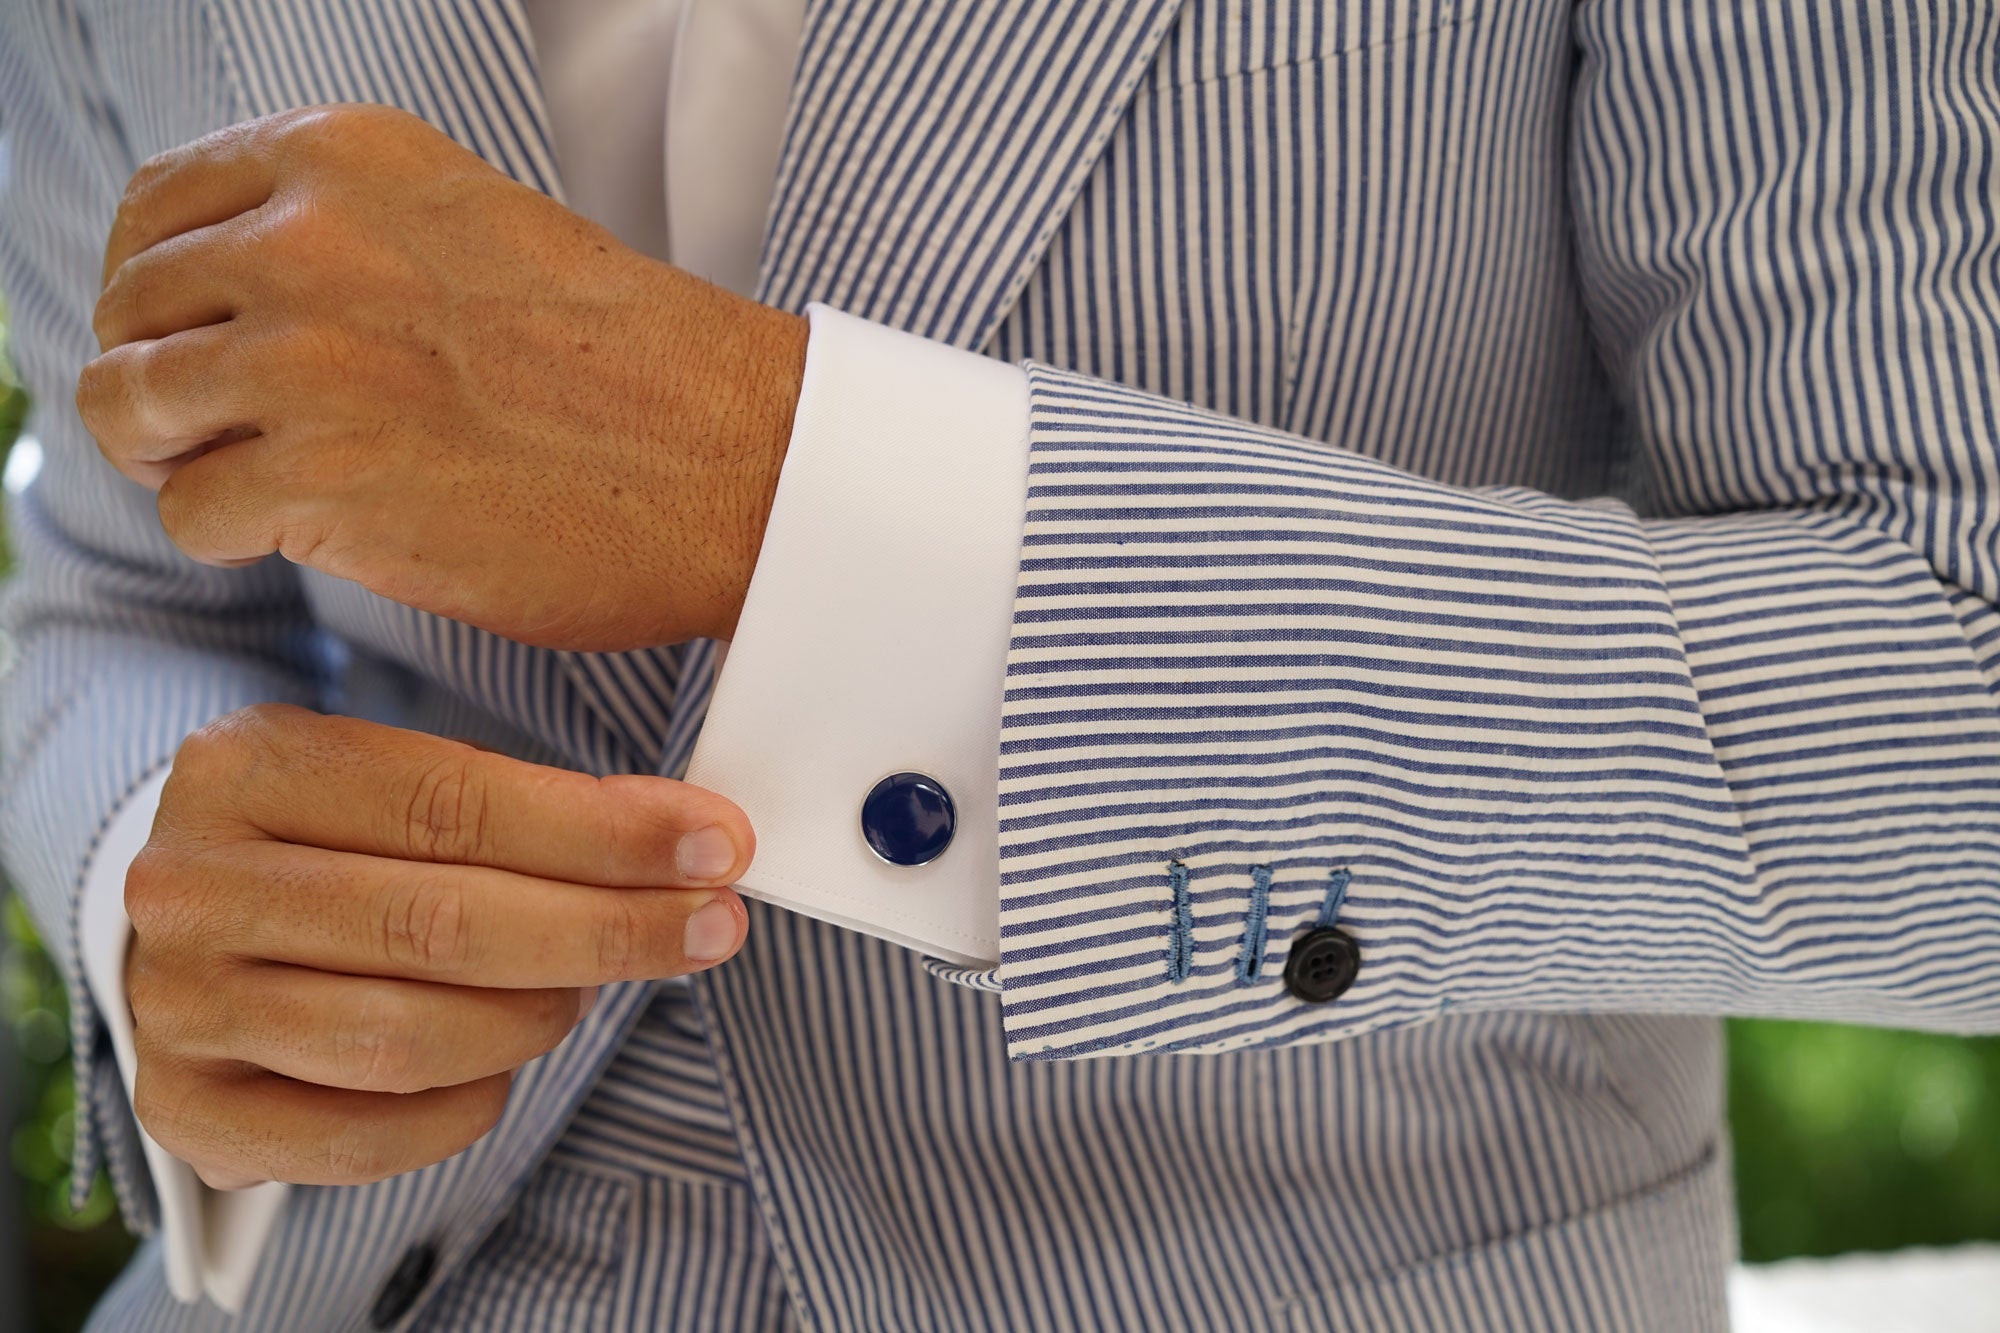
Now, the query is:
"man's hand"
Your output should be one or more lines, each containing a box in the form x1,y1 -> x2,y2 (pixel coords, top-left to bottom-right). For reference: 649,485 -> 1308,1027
79,103 -> 808,650
125,704 -> 753,1189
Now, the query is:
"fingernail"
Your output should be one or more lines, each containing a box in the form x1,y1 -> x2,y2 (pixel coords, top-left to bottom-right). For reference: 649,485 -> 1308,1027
684,899 -> 741,962
576,985 -> 601,1020
676,826 -> 738,882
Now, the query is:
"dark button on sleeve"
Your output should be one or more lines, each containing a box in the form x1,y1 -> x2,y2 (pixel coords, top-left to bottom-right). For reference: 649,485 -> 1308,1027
370,1242 -> 439,1329
1283,927 -> 1361,1003
861,772 -> 956,866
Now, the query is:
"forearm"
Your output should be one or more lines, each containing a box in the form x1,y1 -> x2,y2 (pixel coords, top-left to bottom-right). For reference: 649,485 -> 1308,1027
987,364 -> 2000,1058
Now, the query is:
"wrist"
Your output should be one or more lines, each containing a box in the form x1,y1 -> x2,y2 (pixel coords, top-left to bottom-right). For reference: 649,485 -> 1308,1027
656,271 -> 808,643
713,299 -> 807,641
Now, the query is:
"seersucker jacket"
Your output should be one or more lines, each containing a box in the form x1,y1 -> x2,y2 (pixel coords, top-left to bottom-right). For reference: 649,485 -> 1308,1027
2,0 -> 1998,1328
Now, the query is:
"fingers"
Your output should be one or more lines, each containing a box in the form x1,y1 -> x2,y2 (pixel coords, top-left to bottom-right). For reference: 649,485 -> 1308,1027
102,116 -> 292,286
174,706 -> 755,889
153,432 -> 300,563
133,1059 -> 514,1189
150,838 -> 747,987
77,325 -> 267,488
156,964 -> 590,1094
101,104 -> 438,289
94,217 -> 254,349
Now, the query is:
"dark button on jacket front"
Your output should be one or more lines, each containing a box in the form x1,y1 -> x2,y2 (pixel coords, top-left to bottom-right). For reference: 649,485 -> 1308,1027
370,1243 -> 439,1329
861,772 -> 956,866
1284,927 -> 1361,1003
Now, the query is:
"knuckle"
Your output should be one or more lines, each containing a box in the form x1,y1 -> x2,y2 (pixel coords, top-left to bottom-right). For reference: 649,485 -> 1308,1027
93,256 -> 155,342
132,1056 -> 266,1188
593,775 -> 686,870
121,844 -> 188,934
282,104 -> 352,149
125,335 -> 170,400
136,967 -> 223,1052
120,156 -> 168,208
73,354 -> 109,415
271,513 -> 332,569
592,897 -> 644,979
125,957 -> 193,1052
123,954 -> 167,1025
153,469 -> 199,544
115,151 -> 179,230
125,849 -> 250,974
288,102 -> 400,155
262,193 -> 331,258
163,708 -> 312,837
184,702 -> 309,778
129,1060 -> 203,1158
233,700 -> 312,740
72,348 -> 131,439
151,778 -> 213,848
169,716 -> 240,785
175,708 -> 262,780
128,1069 -> 174,1143
332,994 -> 424,1093
317,1126 -> 394,1184
88,289 -> 119,350
376,875 -> 475,975
191,704 -> 319,814
402,755 -> 492,863
154,463 -> 250,562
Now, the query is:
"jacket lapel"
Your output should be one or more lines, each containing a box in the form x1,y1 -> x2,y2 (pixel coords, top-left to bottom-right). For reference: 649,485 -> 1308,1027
217,0 -> 1188,354
210,0 -> 565,200
754,0 -> 1186,350
658,0 -> 1189,781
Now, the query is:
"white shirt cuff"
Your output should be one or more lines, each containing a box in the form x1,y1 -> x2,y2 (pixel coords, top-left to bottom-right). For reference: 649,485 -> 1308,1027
684,304 -> 1029,968
78,766 -> 288,1312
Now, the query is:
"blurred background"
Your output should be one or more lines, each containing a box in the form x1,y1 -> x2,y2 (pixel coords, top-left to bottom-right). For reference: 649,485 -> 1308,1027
2,291 -> 2000,1332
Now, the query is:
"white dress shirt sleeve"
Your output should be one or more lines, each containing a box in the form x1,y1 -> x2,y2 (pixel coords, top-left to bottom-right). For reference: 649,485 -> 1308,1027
684,304 -> 1030,968
77,767 -> 289,1314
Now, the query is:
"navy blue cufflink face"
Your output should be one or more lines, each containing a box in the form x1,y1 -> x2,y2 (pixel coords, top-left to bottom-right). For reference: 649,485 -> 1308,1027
862,772 -> 956,866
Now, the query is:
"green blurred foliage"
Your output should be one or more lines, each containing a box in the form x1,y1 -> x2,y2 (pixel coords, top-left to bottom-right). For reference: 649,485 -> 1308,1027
6,903 -> 138,1333
1730,1019 -> 2000,1260
2,297 -> 139,1333
2,290 -> 1999,1333
0,358 -> 21,451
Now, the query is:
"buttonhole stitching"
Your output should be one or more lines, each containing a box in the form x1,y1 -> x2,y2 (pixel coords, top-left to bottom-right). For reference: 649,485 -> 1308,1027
1318,867 -> 1352,929
1237,866 -> 1273,983
1167,860 -> 1193,982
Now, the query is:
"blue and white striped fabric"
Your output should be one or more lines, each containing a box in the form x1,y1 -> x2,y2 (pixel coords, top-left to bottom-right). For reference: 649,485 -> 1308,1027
0,0 -> 1995,1328
403,984 -> 797,1332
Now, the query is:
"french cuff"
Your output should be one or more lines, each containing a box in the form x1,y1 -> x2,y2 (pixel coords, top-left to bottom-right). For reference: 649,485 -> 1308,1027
684,304 -> 1027,969
78,766 -> 288,1312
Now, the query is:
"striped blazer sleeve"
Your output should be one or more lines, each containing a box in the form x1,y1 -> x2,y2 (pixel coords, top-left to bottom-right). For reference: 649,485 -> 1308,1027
0,9 -> 321,1228
989,0 -> 2000,1060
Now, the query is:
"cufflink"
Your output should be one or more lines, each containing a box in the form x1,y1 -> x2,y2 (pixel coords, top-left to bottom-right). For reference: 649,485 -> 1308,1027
861,772 -> 956,866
